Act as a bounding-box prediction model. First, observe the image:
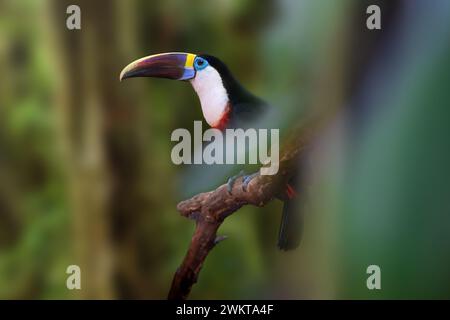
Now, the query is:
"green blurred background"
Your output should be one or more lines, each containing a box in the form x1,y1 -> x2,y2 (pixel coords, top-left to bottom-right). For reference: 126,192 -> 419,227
1,0 -> 450,299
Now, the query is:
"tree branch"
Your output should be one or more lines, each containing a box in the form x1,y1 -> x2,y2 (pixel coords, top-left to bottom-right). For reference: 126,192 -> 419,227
167,120 -> 317,300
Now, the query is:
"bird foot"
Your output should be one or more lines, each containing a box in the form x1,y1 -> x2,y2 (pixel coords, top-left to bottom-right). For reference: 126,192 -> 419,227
226,170 -> 259,194
227,170 -> 245,194
242,172 -> 259,192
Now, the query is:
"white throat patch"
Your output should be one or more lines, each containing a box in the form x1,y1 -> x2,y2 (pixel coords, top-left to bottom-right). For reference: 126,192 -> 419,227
189,65 -> 229,127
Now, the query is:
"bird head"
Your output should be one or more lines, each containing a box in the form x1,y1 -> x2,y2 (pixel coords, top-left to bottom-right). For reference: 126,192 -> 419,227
120,52 -> 236,129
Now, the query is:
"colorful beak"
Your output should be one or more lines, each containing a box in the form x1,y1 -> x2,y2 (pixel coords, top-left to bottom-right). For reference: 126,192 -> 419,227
120,52 -> 196,81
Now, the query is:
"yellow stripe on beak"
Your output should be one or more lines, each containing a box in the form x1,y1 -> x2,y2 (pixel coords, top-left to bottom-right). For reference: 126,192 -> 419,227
185,53 -> 196,68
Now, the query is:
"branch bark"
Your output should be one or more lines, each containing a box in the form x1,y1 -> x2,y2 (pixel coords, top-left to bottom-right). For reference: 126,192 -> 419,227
167,120 -> 317,300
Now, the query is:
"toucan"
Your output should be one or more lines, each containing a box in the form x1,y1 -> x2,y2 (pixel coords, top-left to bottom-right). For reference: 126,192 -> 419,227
120,52 -> 302,250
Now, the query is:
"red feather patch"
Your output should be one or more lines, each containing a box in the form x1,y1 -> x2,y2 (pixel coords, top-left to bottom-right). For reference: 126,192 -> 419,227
212,104 -> 231,131
286,183 -> 297,199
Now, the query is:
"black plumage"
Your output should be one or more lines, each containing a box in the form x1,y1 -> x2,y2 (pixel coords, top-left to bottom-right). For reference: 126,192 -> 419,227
200,54 -> 302,250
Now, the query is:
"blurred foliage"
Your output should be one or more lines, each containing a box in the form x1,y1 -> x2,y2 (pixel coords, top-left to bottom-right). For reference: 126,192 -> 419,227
0,0 -> 449,299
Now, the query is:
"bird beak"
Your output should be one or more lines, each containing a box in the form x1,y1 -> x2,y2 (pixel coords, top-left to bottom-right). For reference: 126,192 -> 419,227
120,52 -> 196,81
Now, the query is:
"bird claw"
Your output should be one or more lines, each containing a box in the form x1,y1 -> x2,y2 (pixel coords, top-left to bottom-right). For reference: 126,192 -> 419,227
242,172 -> 259,192
227,170 -> 259,194
214,235 -> 228,245
227,170 -> 245,194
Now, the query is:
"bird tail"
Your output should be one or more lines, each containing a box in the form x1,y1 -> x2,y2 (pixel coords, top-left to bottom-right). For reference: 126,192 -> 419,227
277,196 -> 303,251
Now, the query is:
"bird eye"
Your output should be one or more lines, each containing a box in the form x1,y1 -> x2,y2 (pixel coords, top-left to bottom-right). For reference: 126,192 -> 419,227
194,57 -> 208,70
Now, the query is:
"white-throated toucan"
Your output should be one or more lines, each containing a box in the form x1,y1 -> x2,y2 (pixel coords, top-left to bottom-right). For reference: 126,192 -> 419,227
120,52 -> 302,250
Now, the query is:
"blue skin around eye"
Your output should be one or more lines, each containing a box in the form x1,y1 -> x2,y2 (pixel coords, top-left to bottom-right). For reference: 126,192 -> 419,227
194,57 -> 208,71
